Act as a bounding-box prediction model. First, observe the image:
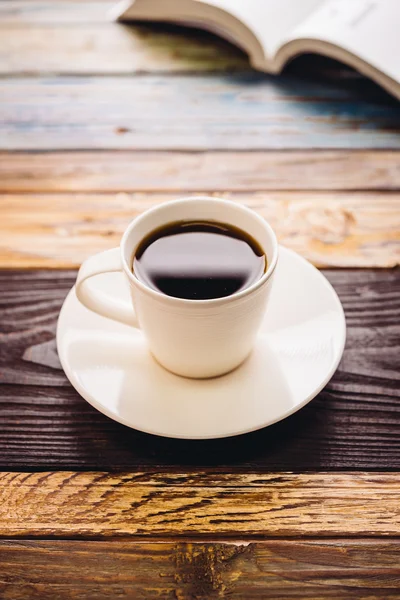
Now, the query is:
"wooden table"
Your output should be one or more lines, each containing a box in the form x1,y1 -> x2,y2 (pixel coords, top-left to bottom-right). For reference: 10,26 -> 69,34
1,1 -> 400,597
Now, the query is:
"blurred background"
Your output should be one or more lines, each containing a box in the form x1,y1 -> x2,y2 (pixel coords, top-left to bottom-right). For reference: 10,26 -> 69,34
1,0 -> 399,272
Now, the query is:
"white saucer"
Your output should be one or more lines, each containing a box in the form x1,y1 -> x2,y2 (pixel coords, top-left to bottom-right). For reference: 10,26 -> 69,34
57,246 -> 346,439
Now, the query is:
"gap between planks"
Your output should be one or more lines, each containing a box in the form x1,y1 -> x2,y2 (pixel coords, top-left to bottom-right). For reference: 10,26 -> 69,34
0,472 -> 399,538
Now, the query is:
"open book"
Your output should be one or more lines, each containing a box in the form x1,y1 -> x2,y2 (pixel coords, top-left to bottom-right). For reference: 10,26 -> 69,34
112,0 -> 400,100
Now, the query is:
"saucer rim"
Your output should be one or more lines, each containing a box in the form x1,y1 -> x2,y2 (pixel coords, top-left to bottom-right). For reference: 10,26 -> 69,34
57,246 -> 346,440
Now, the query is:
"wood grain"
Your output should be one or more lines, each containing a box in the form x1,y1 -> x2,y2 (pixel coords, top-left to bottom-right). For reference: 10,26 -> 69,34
1,539 -> 400,599
0,2 -> 391,83
1,191 -> 399,268
0,2 -> 381,78
0,269 -> 399,471
0,24 -> 247,75
1,151 -> 399,192
0,2 -> 380,81
0,1 -> 128,25
1,1 -> 399,586
0,472 -> 399,537
1,76 -> 399,151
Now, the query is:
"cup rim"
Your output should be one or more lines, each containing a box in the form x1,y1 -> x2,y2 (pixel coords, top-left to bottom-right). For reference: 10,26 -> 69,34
120,196 -> 279,306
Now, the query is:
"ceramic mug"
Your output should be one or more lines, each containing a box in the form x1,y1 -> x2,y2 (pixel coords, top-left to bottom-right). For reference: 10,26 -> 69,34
76,197 -> 279,378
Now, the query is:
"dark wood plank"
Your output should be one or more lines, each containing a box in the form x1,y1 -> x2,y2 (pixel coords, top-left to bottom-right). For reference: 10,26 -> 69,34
1,75 -> 399,150
0,269 -> 399,471
1,191 -> 398,268
1,539 -> 400,599
1,151 -> 399,192
0,472 -> 399,537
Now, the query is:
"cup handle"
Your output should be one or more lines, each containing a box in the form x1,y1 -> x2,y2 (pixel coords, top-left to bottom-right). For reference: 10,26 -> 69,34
75,248 -> 139,328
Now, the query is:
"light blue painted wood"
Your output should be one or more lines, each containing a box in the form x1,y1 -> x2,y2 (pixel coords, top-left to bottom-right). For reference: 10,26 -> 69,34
1,74 -> 399,150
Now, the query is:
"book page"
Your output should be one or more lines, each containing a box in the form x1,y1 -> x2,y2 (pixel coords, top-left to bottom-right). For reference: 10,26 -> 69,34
203,0 -> 323,58
287,0 -> 400,83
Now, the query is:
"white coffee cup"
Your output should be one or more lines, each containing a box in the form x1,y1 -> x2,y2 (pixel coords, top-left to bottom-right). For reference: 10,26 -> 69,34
76,197 -> 278,378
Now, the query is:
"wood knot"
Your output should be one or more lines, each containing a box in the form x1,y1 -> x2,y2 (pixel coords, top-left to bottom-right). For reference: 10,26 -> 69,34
115,127 -> 130,134
174,543 -> 250,599
303,206 -> 356,244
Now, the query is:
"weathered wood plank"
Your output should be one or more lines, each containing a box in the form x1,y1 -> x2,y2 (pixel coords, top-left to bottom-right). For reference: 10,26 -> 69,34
0,472 -> 399,537
1,191 -> 399,268
1,151 -> 399,192
0,3 -> 374,80
0,25 -> 247,75
1,76 -> 399,150
0,2 -> 391,82
1,539 -> 400,599
0,269 -> 399,471
0,1 -> 115,25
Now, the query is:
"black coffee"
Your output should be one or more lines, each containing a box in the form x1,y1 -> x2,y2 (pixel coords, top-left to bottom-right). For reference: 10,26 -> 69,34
133,220 -> 266,300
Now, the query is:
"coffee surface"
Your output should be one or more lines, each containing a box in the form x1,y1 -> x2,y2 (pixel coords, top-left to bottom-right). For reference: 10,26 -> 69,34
133,221 -> 266,300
